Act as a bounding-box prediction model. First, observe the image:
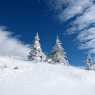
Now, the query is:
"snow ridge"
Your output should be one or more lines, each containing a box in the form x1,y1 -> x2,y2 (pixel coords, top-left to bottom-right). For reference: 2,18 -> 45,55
0,56 -> 95,95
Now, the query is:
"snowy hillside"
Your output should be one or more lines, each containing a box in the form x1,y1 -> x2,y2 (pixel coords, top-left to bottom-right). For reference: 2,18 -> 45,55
0,57 -> 95,95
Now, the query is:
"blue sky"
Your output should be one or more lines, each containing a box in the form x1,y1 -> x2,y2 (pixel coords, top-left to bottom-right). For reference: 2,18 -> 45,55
0,0 -> 95,66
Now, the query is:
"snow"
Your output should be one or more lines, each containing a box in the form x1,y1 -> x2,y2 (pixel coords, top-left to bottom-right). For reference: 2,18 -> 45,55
0,56 -> 95,95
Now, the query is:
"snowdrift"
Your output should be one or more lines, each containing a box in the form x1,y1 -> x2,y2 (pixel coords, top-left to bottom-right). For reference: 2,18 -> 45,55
0,56 -> 95,95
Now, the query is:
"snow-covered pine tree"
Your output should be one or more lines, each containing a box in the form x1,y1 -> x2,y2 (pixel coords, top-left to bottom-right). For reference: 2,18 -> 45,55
28,32 -> 46,62
49,35 -> 69,65
85,54 -> 94,70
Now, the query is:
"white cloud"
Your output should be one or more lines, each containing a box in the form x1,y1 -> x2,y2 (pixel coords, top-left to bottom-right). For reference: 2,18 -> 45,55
73,6 -> 95,30
50,0 -> 95,54
77,28 -> 95,54
51,0 -> 92,21
0,27 -> 30,59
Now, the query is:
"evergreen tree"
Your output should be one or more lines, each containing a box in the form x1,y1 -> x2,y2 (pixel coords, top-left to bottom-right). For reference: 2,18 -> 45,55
85,54 -> 94,70
28,32 -> 46,62
49,35 -> 69,65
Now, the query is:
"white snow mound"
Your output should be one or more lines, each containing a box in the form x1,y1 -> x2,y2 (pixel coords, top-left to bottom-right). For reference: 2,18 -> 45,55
0,56 -> 95,95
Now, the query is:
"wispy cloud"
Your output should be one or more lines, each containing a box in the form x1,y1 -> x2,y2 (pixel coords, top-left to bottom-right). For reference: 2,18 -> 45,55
0,27 -> 29,59
77,28 -> 95,54
49,0 -> 95,54
50,0 -> 93,22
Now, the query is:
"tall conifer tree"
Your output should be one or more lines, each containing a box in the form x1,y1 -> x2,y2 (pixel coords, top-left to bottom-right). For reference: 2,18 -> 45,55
28,32 -> 46,62
50,35 -> 69,65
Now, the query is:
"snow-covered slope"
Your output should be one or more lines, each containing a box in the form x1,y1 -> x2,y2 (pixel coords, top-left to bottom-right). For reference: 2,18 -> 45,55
0,57 -> 95,95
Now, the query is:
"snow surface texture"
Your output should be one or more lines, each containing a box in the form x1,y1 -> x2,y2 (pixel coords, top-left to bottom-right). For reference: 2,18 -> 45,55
0,56 -> 95,95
